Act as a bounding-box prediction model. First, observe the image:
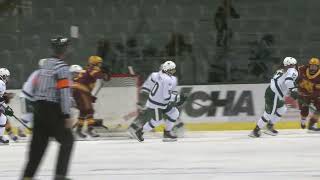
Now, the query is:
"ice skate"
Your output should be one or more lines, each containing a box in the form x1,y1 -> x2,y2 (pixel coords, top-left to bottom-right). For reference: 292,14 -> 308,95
163,130 -> 177,142
129,128 -> 144,142
76,127 -> 87,138
87,127 -> 100,137
0,136 -> 9,144
264,123 -> 278,136
249,126 -> 261,138
307,124 -> 320,133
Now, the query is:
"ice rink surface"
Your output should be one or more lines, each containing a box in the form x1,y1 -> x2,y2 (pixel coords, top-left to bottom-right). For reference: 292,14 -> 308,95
1,130 -> 320,180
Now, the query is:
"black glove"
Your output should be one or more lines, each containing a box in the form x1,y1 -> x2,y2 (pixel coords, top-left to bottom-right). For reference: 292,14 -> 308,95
91,96 -> 97,103
176,93 -> 188,107
290,90 -> 299,100
4,106 -> 14,117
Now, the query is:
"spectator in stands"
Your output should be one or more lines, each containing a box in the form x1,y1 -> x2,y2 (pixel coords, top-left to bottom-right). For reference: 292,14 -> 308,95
248,34 -> 278,81
214,0 -> 240,47
165,32 -> 192,57
96,39 -> 120,72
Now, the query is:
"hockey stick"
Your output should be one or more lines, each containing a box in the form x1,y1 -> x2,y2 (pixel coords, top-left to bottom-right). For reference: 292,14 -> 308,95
1,104 -> 32,131
11,114 -> 32,131
92,79 -> 104,96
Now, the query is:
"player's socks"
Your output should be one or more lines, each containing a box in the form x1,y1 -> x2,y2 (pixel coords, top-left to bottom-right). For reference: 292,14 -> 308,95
300,117 -> 307,129
249,125 -> 261,138
257,116 -> 268,129
76,119 -> 87,138
8,131 -> 18,141
143,120 -> 157,132
165,118 -> 176,131
18,127 -> 27,137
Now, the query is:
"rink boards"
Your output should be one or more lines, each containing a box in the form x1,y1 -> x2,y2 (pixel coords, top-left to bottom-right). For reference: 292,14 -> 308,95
6,83 -> 304,131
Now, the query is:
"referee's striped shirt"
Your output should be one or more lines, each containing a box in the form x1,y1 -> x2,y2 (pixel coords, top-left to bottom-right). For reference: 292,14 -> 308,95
33,57 -> 72,118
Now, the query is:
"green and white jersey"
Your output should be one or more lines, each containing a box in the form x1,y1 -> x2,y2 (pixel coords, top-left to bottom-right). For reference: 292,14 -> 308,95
146,71 -> 178,109
270,67 -> 298,100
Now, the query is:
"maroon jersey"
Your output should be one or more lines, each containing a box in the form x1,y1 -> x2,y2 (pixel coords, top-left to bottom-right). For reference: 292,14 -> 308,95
72,66 -> 104,93
298,65 -> 320,96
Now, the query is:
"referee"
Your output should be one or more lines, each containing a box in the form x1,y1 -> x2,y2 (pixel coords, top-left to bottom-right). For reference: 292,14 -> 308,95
22,36 -> 74,180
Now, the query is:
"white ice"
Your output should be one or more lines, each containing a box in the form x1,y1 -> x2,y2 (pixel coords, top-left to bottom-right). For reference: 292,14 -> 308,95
0,130 -> 320,180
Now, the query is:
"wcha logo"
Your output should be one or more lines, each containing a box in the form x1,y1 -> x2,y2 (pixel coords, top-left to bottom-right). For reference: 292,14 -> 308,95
180,87 -> 255,117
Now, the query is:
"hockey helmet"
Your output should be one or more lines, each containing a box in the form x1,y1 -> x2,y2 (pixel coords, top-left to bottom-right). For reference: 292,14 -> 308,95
283,57 -> 297,67
69,64 -> 83,73
0,68 -> 10,83
88,56 -> 103,66
162,61 -> 176,75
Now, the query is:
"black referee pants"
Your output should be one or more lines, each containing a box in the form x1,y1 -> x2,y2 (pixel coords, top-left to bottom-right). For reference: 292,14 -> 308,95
22,100 -> 74,178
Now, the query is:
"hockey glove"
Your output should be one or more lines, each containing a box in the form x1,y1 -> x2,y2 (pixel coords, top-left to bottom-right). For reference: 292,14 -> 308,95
3,92 -> 15,104
4,106 -> 14,117
176,93 -> 188,107
91,96 -> 97,103
290,89 -> 299,100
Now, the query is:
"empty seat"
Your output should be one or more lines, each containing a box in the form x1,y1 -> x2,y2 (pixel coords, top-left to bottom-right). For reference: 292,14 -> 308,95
0,34 -> 18,51
21,35 -> 41,49
0,50 -> 11,66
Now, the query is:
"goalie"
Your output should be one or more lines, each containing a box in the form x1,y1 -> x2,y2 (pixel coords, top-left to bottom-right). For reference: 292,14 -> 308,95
297,58 -> 320,132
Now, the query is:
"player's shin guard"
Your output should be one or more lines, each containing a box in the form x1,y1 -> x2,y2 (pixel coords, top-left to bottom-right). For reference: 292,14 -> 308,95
76,118 -> 87,138
5,121 -> 17,141
0,114 -> 8,144
300,116 -> 307,129
165,118 -> 176,131
143,119 -> 161,132
257,112 -> 270,129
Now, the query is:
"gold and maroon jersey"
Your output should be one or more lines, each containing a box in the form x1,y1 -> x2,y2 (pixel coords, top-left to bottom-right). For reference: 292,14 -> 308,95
72,66 -> 104,93
298,65 -> 320,96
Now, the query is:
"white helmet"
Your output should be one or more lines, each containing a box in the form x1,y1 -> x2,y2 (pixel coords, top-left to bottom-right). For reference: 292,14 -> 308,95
69,64 -> 83,73
283,57 -> 297,66
162,61 -> 176,75
0,68 -> 10,82
38,59 -> 47,67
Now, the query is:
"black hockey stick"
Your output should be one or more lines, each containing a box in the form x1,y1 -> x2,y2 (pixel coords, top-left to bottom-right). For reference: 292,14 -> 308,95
1,105 -> 33,131
11,114 -> 32,131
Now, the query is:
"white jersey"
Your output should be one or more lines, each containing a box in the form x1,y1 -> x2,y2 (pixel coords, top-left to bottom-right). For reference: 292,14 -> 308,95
141,72 -> 158,94
20,70 -> 39,101
270,67 -> 298,100
0,79 -> 6,107
146,71 -> 178,109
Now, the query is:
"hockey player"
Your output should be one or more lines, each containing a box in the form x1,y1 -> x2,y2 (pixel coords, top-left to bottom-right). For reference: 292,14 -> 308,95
128,63 -> 185,136
69,64 -> 83,79
129,61 -> 186,142
72,56 -> 110,138
297,58 -> 320,132
0,68 -> 19,141
128,65 -> 163,133
18,59 -> 47,137
0,68 -> 11,144
249,57 -> 299,138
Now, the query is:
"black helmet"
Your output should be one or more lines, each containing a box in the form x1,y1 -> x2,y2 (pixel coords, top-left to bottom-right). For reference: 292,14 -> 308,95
50,35 -> 70,54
